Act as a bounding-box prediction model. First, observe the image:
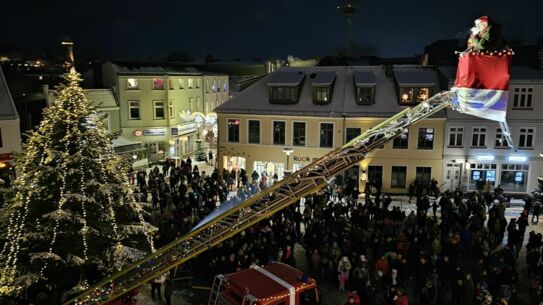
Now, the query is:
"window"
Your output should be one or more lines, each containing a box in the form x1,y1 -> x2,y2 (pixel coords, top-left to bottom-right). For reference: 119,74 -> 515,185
512,88 -> 533,109
227,119 -> 240,143
391,166 -> 407,188
518,128 -> 535,148
393,131 -> 409,149
399,87 -> 431,104
127,78 -> 139,89
346,128 -> 361,143
188,78 -> 194,89
169,100 -> 174,118
416,167 -> 432,185
500,164 -> 529,192
417,128 -> 434,150
273,121 -> 286,145
196,79 -> 201,88
153,101 -> 165,119
206,80 -> 210,93
270,87 -> 298,104
168,79 -> 173,90
448,127 -> 464,147
212,80 -> 217,92
356,87 -> 375,105
472,127 -> 486,147
314,87 -> 330,104
320,123 -> 334,148
293,122 -> 306,146
248,120 -> 260,144
468,163 -> 497,190
153,79 -> 164,90
128,101 -> 140,120
368,166 -> 383,187
223,81 -> 228,92
495,128 -> 509,148
179,79 -> 185,89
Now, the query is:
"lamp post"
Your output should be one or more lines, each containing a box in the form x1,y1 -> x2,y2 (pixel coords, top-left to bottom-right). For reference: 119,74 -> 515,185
282,147 -> 294,177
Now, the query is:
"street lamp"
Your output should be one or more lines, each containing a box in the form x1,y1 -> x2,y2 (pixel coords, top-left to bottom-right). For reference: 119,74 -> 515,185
282,147 -> 294,175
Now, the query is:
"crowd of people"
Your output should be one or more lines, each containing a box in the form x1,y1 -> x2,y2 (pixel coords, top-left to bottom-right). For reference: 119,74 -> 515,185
132,156 -> 543,305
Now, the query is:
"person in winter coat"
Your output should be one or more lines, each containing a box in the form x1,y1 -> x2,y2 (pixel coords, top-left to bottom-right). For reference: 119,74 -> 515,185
393,289 -> 409,305
338,256 -> 352,291
164,278 -> 173,305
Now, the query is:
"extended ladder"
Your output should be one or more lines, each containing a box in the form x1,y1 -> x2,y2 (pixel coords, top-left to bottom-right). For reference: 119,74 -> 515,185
65,91 -> 454,305
208,274 -> 225,305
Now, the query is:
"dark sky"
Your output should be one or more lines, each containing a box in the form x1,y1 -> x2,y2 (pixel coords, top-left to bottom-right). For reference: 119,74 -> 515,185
2,0 -> 541,60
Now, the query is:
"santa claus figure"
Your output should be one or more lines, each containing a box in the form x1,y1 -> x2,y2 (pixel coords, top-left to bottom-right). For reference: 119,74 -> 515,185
466,16 -> 507,52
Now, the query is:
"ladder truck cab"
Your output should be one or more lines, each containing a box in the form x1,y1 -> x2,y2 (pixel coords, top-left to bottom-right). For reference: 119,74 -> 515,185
209,262 -> 319,305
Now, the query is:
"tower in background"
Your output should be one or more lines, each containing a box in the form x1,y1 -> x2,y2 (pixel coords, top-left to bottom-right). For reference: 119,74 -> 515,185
61,36 -> 74,67
337,1 -> 359,56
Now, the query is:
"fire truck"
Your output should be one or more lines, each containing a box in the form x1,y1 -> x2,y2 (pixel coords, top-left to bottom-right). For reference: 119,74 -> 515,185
208,262 -> 319,305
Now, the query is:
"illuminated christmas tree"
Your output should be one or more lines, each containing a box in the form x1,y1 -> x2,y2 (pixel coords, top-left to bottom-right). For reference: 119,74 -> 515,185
0,68 -> 155,302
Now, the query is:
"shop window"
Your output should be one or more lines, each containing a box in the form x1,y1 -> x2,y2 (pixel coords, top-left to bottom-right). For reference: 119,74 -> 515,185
500,163 -> 529,192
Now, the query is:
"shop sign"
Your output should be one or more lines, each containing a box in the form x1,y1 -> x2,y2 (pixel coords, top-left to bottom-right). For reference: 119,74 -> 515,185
476,155 -> 494,161
177,123 -> 198,135
293,155 -> 318,163
143,128 -> 166,136
134,129 -> 143,137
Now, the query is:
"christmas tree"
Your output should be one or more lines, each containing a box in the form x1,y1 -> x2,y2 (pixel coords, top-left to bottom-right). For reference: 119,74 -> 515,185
0,68 -> 156,303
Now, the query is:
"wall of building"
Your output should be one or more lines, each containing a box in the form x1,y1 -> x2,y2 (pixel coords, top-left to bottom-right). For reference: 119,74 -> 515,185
0,119 -> 22,156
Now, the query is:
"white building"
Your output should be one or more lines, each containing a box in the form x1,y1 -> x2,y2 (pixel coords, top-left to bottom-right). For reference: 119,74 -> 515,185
0,65 -> 22,169
440,66 -> 543,194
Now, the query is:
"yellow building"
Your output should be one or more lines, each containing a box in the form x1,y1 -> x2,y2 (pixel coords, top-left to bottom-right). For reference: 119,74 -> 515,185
216,66 -> 445,194
101,61 -> 228,162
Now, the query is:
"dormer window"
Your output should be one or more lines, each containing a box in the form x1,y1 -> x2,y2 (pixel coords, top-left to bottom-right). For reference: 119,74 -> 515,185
393,67 -> 436,105
267,71 -> 305,104
309,71 -> 336,105
399,87 -> 431,104
354,71 -> 376,105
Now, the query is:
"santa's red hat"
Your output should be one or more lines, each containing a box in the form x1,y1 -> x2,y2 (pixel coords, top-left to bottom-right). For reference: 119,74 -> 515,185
476,16 -> 489,24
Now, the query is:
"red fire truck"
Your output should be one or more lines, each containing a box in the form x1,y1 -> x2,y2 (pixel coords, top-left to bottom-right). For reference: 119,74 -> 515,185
209,262 -> 319,305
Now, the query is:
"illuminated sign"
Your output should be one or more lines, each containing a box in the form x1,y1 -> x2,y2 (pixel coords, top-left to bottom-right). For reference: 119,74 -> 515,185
134,129 -> 143,137
143,128 -> 166,136
508,155 -> 527,162
177,123 -> 198,135
476,155 -> 494,161
293,155 -> 319,163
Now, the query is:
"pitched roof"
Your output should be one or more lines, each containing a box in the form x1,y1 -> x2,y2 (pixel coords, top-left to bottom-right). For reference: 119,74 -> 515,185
107,61 -> 227,76
85,89 -> 118,109
267,71 -> 305,86
0,65 -> 19,120
309,71 -> 336,86
216,65 -> 444,118
393,65 -> 439,86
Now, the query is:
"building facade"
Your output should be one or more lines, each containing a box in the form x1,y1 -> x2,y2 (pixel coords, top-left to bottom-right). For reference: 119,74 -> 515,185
100,62 -> 228,162
441,66 -> 543,194
216,66 -> 445,194
0,65 -> 22,173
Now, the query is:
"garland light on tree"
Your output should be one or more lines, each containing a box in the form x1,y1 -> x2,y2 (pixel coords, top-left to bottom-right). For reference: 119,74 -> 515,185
0,68 -> 155,303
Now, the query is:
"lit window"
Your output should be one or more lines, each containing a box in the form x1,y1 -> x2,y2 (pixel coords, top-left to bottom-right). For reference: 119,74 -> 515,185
153,101 -> 165,119
314,87 -> 329,104
228,119 -> 240,142
179,79 -> 184,89
127,78 -> 139,89
212,80 -> 217,92
128,101 -> 140,120
188,78 -> 194,89
356,86 -> 374,105
223,81 -> 228,92
399,87 -> 430,104
153,79 -> 164,90
417,128 -> 434,149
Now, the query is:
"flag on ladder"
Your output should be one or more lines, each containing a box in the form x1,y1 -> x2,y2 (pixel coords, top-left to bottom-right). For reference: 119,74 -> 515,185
452,52 -> 512,122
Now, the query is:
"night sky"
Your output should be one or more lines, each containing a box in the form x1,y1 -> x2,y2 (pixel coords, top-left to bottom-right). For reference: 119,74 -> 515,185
3,0 -> 542,60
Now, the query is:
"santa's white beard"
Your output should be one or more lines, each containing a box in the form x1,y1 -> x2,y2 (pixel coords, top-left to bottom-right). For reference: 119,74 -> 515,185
471,26 -> 481,35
